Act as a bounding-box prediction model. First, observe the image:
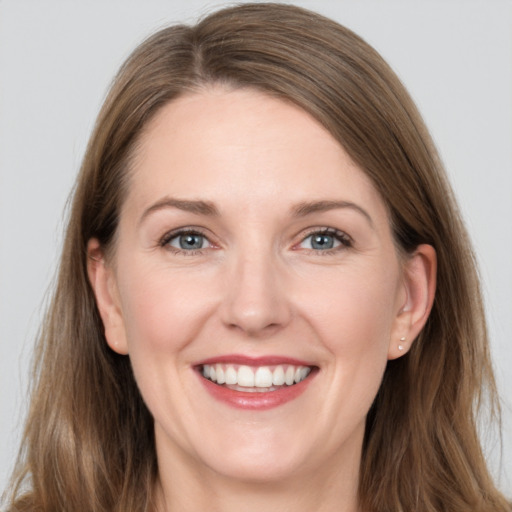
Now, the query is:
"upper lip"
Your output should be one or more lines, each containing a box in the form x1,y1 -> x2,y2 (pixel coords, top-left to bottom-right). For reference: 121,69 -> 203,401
195,354 -> 315,367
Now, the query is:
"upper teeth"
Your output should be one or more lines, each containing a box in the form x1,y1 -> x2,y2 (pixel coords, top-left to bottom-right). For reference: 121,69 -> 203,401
202,364 -> 311,388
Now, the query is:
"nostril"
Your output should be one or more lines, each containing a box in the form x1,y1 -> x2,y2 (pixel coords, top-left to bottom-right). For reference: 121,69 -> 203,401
226,319 -> 285,338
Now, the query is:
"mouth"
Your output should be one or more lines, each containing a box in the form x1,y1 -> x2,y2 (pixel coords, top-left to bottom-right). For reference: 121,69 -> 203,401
201,363 -> 312,392
195,356 -> 318,410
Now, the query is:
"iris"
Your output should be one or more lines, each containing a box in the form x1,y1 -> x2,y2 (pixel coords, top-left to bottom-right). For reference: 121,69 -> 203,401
311,234 -> 335,250
178,233 -> 204,250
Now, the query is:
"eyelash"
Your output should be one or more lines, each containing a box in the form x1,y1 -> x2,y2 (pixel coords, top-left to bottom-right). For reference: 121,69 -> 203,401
296,227 -> 353,255
159,227 -> 213,256
159,227 -> 353,256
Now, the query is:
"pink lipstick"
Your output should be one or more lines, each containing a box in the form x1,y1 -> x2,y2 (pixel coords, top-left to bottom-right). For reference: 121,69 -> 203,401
195,355 -> 317,410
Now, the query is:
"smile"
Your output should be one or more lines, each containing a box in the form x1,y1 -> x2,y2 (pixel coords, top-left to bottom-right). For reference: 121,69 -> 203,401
196,356 -> 317,410
202,363 -> 312,391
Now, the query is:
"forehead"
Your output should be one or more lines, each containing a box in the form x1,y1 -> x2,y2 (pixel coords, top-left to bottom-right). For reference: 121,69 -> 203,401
126,87 -> 387,223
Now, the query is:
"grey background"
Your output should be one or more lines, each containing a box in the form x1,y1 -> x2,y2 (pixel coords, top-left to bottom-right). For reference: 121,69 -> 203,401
1,0 -> 511,497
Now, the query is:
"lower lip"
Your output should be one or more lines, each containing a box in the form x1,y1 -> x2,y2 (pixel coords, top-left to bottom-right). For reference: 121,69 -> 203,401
197,370 -> 316,410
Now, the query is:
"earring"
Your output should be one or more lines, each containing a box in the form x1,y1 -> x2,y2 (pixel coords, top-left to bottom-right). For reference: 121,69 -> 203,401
398,337 -> 406,351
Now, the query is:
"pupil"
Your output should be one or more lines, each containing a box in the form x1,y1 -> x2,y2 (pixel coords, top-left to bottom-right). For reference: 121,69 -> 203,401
180,234 -> 203,250
312,234 -> 333,250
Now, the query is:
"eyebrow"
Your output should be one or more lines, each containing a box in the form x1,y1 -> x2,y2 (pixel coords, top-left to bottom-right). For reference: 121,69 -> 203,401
291,200 -> 374,227
139,197 -> 373,227
139,197 -> 219,225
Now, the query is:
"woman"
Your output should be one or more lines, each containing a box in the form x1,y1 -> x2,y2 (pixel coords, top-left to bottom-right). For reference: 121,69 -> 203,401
3,3 -> 510,511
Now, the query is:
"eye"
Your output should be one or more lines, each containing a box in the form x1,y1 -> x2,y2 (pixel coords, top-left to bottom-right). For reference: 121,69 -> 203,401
297,229 -> 352,252
161,229 -> 212,252
305,233 -> 339,250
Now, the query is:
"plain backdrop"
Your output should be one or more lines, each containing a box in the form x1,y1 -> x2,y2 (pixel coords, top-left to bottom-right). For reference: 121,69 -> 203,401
1,0 -> 511,497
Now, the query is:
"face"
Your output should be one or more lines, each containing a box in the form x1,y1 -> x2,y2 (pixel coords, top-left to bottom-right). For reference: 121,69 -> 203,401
89,88 -> 432,486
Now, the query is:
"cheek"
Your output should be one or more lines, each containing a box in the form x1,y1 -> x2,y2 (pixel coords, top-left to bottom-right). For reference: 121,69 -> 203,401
116,262 -> 215,356
304,268 -> 399,421
114,263 -> 216,426
300,263 -> 401,354
301,263 -> 399,400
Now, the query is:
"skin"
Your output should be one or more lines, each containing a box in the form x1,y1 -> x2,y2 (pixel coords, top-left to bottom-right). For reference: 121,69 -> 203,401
88,87 -> 436,512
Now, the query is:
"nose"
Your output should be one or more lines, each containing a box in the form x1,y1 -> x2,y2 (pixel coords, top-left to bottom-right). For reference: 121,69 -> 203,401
219,250 -> 292,337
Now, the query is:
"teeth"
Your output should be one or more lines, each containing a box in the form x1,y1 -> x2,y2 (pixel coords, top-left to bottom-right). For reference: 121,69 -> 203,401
238,365 -> 255,387
201,363 -> 312,389
255,367 -> 273,387
272,366 -> 285,386
225,366 -> 237,385
285,366 -> 295,385
300,367 -> 310,381
216,366 -> 225,384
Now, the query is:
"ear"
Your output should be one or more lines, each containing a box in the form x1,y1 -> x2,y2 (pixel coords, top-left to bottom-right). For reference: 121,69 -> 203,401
388,244 -> 437,360
87,238 -> 128,355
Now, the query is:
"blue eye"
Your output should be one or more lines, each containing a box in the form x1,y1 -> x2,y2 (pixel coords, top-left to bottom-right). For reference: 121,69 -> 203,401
299,230 -> 351,251
310,234 -> 337,250
166,232 -> 209,251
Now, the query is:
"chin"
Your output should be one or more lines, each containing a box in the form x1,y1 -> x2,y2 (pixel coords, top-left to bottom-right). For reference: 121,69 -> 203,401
187,427 -> 311,484
205,451 -> 305,484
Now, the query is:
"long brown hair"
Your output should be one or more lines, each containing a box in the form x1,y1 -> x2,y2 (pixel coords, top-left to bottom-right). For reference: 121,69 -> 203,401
4,3 -> 510,511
